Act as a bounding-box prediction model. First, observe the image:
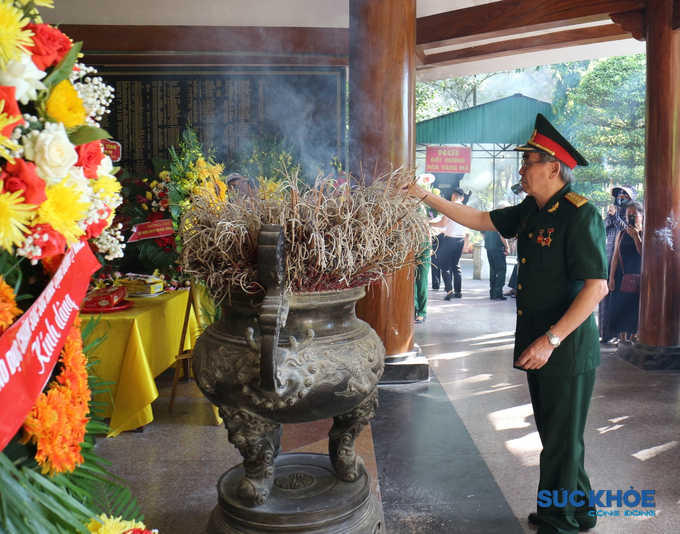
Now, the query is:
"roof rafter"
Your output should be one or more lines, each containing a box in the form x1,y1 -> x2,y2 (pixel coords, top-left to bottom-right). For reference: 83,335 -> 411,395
420,23 -> 631,68
416,0 -> 645,51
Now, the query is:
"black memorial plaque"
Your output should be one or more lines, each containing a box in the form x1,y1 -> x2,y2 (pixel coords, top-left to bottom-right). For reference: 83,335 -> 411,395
98,66 -> 346,175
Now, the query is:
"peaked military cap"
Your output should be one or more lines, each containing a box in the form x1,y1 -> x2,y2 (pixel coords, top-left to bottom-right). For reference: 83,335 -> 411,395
515,114 -> 588,169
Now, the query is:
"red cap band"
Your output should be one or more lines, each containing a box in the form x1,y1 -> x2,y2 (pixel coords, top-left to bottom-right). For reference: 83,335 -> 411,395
528,131 -> 577,169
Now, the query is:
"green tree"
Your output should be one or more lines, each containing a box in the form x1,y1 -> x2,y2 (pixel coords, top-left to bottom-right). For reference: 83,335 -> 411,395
551,55 -> 646,206
416,74 -> 496,122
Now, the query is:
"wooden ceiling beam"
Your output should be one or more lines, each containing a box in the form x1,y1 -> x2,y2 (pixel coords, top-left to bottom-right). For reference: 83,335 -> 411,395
416,0 -> 645,50
78,54 -> 349,67
419,24 -> 630,69
59,25 -> 349,56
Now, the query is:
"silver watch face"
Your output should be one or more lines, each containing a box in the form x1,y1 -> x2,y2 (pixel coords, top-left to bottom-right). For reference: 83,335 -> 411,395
548,333 -> 560,347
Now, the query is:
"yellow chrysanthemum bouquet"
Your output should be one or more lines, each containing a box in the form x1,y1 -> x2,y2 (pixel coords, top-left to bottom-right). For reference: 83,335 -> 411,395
0,1 -> 153,533
0,0 -> 124,266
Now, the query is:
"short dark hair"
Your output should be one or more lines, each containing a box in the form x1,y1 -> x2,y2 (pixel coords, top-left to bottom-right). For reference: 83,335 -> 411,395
627,201 -> 644,215
452,188 -> 465,198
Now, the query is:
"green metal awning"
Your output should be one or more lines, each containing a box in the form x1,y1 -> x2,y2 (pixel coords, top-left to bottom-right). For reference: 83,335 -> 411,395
416,94 -> 554,145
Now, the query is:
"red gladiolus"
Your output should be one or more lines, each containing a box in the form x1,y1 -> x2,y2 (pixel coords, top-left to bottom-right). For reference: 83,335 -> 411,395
146,211 -> 165,222
2,159 -> 47,205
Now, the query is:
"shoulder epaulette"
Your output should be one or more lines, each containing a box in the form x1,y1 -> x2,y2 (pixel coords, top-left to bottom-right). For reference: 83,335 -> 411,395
564,191 -> 588,208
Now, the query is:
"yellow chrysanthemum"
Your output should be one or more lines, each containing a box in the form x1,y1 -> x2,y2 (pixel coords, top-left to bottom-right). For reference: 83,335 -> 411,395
87,514 -> 147,534
0,99 -> 21,163
195,158 -> 207,168
92,174 -> 122,202
0,275 -> 22,334
0,0 -> 33,69
158,170 -> 170,180
45,80 -> 87,128
33,180 -> 88,244
0,190 -> 35,252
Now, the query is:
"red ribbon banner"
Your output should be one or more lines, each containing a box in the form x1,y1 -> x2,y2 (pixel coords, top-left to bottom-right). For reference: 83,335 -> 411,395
0,242 -> 100,452
127,219 -> 174,243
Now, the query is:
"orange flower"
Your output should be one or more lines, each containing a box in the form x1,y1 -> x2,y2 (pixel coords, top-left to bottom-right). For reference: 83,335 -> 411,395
56,323 -> 90,411
21,384 -> 87,475
21,324 -> 91,476
0,275 -> 22,334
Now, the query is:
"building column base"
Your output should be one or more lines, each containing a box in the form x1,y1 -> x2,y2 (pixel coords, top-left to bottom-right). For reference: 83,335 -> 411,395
616,340 -> 680,370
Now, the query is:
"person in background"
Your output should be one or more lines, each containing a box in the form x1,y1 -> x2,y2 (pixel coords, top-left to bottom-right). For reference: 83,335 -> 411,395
430,224 -> 443,291
406,113 -> 608,534
484,201 -> 510,301
608,201 -> 643,343
599,184 -> 637,344
226,172 -> 253,197
430,188 -> 470,300
414,240 -> 431,323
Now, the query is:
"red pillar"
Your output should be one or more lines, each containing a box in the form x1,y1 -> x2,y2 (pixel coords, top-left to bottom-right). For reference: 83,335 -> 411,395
348,0 -> 417,356
619,0 -> 680,368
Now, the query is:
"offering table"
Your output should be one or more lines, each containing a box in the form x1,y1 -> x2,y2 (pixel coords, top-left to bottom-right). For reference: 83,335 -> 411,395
80,290 -> 197,437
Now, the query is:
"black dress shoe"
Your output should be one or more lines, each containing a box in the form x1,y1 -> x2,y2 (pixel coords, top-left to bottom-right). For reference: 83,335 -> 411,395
444,292 -> 454,301
415,316 -> 426,324
528,513 -> 592,532
453,292 -> 462,298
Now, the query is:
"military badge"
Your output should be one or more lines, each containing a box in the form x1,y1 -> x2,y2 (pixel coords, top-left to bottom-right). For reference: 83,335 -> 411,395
548,202 -> 559,213
542,228 -> 554,247
537,229 -> 544,244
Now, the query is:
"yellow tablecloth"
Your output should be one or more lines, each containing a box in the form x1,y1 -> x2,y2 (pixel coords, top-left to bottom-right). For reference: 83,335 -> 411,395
80,290 -> 197,437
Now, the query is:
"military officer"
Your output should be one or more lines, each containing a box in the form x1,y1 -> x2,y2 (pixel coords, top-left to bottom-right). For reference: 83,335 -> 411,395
407,114 -> 609,534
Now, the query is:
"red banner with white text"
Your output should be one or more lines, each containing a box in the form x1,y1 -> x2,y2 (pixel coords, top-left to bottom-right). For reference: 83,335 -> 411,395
127,219 -> 174,243
0,242 -> 100,451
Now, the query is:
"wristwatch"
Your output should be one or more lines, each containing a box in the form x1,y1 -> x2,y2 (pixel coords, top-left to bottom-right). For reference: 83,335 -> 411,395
546,329 -> 561,348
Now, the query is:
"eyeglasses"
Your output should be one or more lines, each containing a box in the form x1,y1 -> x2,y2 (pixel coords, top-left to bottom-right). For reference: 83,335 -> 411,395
520,159 -> 541,169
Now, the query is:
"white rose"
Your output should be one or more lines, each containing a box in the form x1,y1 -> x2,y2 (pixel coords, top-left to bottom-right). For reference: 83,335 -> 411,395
0,54 -> 47,105
22,122 -> 78,185
96,154 -> 114,177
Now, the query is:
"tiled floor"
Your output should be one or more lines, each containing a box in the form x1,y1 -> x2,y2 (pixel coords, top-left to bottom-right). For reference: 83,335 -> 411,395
94,259 -> 680,533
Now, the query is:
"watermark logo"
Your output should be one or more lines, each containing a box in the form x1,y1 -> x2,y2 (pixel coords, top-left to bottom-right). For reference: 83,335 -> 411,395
538,488 -> 655,517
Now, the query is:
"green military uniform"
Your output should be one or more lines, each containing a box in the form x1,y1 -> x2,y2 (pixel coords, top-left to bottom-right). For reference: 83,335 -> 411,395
415,241 -> 431,320
490,183 -> 608,534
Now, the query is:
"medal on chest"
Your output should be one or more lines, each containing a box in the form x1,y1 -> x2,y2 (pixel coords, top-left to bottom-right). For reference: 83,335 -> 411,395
542,228 -> 554,247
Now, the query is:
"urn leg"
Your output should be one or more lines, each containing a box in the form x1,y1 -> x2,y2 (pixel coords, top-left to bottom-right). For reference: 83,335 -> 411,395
328,390 -> 378,482
219,406 -> 282,506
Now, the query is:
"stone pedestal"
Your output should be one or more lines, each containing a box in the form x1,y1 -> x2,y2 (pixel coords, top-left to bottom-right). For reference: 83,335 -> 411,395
208,453 -> 384,534
380,343 -> 430,383
472,244 -> 489,280
616,340 -> 680,371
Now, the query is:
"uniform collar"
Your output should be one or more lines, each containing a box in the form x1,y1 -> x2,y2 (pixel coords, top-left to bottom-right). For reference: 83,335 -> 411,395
527,183 -> 572,228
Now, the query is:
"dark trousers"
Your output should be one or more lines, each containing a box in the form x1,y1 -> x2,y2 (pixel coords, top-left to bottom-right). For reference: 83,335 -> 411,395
528,370 -> 597,534
487,248 -> 507,298
432,236 -> 464,294
431,235 -> 442,290
508,263 -> 518,290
